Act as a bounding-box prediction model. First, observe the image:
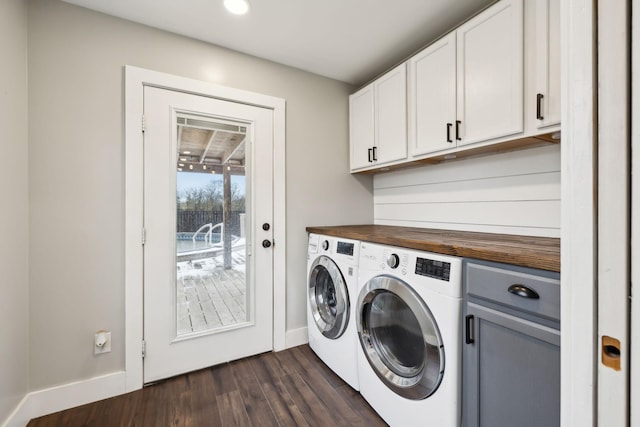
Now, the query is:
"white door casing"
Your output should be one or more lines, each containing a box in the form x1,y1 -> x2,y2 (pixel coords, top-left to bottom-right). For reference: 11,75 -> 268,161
632,0 -> 640,423
125,66 -> 286,392
142,86 -> 274,383
597,1 -> 630,425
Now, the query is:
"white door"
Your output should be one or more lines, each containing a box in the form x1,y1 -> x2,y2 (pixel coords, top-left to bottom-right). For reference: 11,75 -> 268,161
142,85 -> 274,383
597,1 -> 629,425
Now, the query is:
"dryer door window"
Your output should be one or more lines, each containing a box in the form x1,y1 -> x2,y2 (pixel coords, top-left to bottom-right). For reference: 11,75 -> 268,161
357,275 -> 444,400
308,255 -> 350,339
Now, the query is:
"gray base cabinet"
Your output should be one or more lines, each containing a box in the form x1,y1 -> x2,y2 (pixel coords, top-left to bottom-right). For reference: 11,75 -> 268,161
462,259 -> 560,427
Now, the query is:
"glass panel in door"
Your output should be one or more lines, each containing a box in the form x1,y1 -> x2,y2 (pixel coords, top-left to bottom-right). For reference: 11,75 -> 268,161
175,113 -> 249,338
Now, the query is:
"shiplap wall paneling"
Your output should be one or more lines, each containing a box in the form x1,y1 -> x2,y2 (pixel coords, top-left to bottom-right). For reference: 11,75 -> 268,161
373,145 -> 560,237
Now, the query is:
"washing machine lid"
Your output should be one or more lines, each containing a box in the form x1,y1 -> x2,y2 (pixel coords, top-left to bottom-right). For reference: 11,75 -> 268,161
357,275 -> 444,400
308,255 -> 350,339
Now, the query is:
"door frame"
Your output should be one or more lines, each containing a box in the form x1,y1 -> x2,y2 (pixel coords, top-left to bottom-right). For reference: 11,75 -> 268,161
124,65 -> 286,392
560,0 -> 597,425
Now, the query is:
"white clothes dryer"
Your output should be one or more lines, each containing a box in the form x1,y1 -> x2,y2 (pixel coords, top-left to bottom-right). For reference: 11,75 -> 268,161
307,233 -> 360,390
356,241 -> 462,427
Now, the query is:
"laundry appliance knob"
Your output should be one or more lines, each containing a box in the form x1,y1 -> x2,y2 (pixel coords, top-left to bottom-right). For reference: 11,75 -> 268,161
387,253 -> 400,269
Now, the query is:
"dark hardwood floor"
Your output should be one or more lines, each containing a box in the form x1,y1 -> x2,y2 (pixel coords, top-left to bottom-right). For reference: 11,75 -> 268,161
28,345 -> 387,427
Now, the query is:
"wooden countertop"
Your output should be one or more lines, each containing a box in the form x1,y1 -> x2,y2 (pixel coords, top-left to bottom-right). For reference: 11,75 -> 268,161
305,225 -> 560,272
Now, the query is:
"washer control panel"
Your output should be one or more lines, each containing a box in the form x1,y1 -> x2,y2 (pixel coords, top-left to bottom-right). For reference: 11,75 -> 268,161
415,257 -> 451,281
336,241 -> 355,256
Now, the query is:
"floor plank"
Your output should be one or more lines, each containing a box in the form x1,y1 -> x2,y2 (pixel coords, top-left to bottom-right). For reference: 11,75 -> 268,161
27,345 -> 387,427
229,358 -> 279,427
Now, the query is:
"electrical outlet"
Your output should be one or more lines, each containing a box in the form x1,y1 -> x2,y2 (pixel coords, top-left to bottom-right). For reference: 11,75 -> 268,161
94,331 -> 112,355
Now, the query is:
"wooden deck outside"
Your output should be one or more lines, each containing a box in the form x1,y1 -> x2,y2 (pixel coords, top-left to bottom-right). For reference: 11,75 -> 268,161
176,251 -> 247,336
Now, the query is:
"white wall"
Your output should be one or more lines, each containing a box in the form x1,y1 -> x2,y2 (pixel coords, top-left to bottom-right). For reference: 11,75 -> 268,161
374,145 -> 560,237
0,0 -> 29,423
27,0 -> 372,391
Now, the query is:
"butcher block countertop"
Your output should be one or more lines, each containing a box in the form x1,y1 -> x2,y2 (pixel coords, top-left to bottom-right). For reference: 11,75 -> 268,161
305,225 -> 560,273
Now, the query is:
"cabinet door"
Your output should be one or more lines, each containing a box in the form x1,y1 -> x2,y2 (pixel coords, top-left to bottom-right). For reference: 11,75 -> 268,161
408,33 -> 457,157
534,0 -> 560,128
463,302 -> 560,427
457,0 -> 524,146
349,84 -> 375,171
374,63 -> 407,165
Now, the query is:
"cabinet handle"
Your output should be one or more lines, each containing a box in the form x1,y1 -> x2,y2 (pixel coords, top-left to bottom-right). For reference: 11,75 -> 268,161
455,120 -> 462,141
446,123 -> 453,143
508,284 -> 540,299
372,146 -> 378,161
367,148 -> 373,163
536,93 -> 544,120
465,314 -> 475,344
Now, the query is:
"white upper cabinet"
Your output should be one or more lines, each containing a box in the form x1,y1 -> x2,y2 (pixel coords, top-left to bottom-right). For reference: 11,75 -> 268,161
350,63 -> 407,171
375,64 -> 408,165
408,33 -> 457,157
534,0 -> 560,128
456,0 -> 524,146
349,85 -> 375,171
352,0 -> 558,173
408,0 -> 524,158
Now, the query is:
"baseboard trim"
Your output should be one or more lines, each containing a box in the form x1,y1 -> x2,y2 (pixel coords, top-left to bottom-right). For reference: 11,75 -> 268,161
2,371 -> 126,427
284,326 -> 308,349
2,395 -> 30,427
4,328 -> 308,426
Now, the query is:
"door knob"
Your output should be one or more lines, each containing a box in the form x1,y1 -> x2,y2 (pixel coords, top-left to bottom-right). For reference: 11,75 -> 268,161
262,223 -> 270,231
262,240 -> 272,248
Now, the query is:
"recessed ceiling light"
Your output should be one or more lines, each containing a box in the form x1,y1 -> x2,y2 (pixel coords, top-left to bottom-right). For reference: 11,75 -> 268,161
224,0 -> 250,15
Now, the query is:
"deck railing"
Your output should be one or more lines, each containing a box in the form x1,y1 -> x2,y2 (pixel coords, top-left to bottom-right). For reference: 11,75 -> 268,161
177,210 -> 243,234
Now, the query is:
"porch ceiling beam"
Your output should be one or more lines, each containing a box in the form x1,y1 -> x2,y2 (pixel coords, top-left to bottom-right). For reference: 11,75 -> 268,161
222,135 -> 246,165
199,129 -> 218,164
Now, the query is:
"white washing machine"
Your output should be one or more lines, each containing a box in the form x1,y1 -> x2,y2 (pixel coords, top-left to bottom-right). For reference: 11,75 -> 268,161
356,241 -> 462,427
307,233 -> 360,390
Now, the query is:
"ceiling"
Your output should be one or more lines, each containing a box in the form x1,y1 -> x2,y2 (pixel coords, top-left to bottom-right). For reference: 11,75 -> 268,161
60,0 -> 496,86
177,115 -> 247,176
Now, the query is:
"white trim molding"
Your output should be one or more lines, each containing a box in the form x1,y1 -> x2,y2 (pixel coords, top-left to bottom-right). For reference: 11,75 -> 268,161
124,65 -> 287,392
596,1 -> 630,424
561,0 -> 597,426
632,0 -> 640,422
2,372 -> 126,427
284,327 -> 309,349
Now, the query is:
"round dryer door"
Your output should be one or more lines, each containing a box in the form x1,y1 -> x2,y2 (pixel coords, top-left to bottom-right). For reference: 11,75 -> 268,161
357,275 -> 444,400
308,255 -> 350,339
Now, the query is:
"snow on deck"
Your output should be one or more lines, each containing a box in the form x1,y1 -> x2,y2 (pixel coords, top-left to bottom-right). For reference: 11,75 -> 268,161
176,250 -> 247,336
